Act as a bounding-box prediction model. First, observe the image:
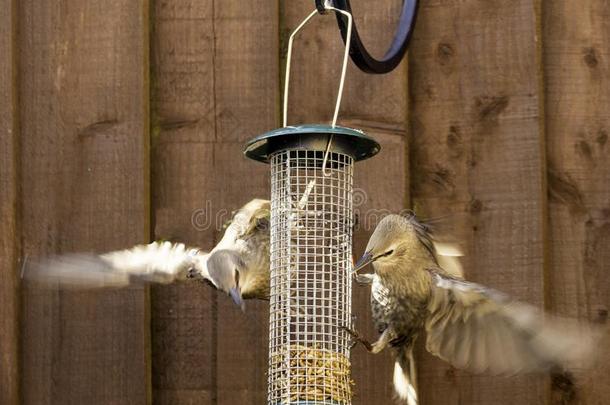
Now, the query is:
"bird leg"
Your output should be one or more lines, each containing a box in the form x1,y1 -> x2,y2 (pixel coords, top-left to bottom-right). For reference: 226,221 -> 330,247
354,273 -> 375,285
369,327 -> 396,354
342,326 -> 396,354
341,326 -> 373,352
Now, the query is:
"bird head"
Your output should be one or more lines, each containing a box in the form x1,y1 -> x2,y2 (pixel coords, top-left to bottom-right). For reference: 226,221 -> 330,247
353,214 -> 416,273
207,249 -> 246,311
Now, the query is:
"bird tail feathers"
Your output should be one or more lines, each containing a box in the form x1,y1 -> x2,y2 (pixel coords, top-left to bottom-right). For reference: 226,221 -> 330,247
394,346 -> 418,405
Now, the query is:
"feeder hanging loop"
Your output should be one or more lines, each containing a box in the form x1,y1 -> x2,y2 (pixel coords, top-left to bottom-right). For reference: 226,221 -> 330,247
244,8 -> 382,393
332,0 -> 420,74
283,3 -> 353,129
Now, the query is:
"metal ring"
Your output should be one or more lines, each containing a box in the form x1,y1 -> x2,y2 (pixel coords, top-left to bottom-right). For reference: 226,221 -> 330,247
332,0 -> 420,74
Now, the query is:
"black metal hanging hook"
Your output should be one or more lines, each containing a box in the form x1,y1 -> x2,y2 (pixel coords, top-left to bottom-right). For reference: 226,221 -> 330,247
328,0 -> 420,74
315,0 -> 328,14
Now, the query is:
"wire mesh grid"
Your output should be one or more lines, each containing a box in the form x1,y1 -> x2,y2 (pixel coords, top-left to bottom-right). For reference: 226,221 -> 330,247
269,149 -> 354,405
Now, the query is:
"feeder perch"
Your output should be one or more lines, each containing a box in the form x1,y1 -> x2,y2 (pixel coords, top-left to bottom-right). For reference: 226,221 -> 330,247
245,3 -> 379,404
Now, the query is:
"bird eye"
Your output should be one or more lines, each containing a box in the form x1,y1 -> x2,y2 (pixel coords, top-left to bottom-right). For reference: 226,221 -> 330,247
383,250 -> 394,257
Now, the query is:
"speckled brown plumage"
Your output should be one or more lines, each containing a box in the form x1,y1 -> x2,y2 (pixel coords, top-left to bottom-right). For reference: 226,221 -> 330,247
353,214 -> 596,404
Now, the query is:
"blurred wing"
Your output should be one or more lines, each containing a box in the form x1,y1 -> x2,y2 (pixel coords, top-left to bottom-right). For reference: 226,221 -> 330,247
23,199 -> 272,290
214,198 -> 270,252
431,241 -> 463,278
425,270 -> 595,375
220,199 -> 271,300
26,241 -> 211,288
406,213 -> 464,278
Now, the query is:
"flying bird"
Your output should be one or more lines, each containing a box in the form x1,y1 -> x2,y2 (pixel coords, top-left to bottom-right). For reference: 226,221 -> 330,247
25,198 -> 271,310
348,214 -> 596,405
206,198 -> 271,308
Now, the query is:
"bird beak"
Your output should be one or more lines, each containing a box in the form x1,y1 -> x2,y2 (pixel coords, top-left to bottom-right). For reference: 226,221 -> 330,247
229,287 -> 245,312
353,251 -> 374,273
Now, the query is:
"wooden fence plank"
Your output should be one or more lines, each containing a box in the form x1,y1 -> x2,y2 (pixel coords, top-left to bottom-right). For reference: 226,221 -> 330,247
409,1 -> 547,404
543,1 -> 610,403
19,1 -> 151,404
151,1 -> 278,404
281,2 -> 409,403
151,2 -> 217,403
212,2 -> 278,404
0,0 -> 19,403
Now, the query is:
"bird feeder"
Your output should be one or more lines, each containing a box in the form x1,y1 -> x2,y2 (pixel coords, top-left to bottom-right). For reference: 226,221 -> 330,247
245,4 -> 379,404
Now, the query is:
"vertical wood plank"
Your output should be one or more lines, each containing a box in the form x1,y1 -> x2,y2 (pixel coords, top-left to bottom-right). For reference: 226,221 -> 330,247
151,2 -> 217,403
213,1 -> 278,403
543,1 -> 610,403
19,1 -> 151,404
281,2 -> 409,403
409,1 -> 547,404
0,0 -> 20,403
151,1 -> 278,404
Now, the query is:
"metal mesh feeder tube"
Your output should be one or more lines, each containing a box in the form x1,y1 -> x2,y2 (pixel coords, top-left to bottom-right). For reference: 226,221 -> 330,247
245,125 -> 379,404
244,4 -> 379,403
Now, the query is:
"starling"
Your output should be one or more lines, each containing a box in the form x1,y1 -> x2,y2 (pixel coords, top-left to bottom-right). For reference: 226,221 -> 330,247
206,198 -> 271,308
25,198 -> 271,309
349,214 -> 595,405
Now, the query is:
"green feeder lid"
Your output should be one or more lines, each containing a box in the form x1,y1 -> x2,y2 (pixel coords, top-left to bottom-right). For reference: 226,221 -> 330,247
244,124 -> 380,164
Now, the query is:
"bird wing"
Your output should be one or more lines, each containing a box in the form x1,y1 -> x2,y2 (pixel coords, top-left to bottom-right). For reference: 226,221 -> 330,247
216,199 -> 270,299
213,198 -> 270,252
431,241 -> 463,278
406,213 -> 464,278
25,198 -> 271,292
25,241 -> 212,288
425,270 -> 595,375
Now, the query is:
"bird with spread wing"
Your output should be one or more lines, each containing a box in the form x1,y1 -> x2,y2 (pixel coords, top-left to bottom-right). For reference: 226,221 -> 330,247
25,199 -> 271,310
349,213 -> 597,405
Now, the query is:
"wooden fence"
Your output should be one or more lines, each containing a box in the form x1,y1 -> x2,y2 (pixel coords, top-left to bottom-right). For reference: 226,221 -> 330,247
1,0 -> 608,404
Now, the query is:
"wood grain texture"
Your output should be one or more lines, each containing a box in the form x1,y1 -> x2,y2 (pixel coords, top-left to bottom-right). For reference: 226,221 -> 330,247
281,1 -> 409,403
409,1 -> 547,404
543,1 -> 610,404
0,0 -> 19,403
151,1 -> 278,404
6,1 -> 610,403
151,2 -> 217,403
19,1 -> 151,404
212,1 -> 277,403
